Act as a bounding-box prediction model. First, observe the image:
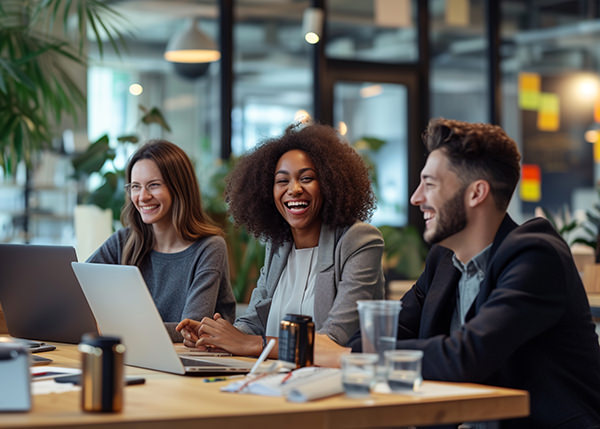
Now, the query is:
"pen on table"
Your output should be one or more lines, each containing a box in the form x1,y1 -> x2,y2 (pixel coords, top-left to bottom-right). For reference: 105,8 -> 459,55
203,374 -> 245,383
248,338 -> 276,376
203,377 -> 228,383
280,370 -> 294,385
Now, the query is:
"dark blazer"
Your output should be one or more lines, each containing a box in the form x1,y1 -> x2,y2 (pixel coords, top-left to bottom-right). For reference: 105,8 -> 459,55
350,215 -> 600,428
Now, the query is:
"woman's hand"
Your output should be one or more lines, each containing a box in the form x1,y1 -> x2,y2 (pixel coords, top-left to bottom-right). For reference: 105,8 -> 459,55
195,315 -> 263,356
176,318 -> 204,348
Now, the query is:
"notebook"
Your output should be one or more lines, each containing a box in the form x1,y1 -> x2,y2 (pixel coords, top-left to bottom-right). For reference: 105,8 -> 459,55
0,244 -> 98,343
70,262 -> 254,375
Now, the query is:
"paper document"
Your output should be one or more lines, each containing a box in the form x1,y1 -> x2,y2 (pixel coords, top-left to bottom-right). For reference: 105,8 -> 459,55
30,366 -> 81,381
221,367 -> 343,402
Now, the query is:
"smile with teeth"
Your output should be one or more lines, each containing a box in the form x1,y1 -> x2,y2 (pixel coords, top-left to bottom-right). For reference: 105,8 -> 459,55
423,211 -> 434,222
285,200 -> 310,212
140,205 -> 159,212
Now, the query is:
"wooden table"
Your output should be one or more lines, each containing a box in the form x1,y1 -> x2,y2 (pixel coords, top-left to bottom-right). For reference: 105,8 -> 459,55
0,342 -> 529,429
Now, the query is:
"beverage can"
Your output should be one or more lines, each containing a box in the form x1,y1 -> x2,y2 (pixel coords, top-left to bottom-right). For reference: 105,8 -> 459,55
278,314 -> 314,367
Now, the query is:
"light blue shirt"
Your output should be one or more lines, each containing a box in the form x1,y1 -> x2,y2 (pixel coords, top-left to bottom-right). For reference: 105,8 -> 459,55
450,244 -> 492,332
450,244 -> 497,429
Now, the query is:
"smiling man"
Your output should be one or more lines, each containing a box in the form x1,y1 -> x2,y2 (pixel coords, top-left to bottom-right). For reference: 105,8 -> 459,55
318,118 -> 600,427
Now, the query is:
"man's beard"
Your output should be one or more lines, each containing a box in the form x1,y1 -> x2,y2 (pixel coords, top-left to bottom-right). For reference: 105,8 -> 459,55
424,186 -> 467,245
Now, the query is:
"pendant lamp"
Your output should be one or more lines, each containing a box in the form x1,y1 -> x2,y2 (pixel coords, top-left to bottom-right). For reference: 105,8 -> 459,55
164,18 -> 220,63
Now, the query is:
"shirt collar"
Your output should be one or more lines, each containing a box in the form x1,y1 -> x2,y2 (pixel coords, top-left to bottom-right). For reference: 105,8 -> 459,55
452,243 -> 493,277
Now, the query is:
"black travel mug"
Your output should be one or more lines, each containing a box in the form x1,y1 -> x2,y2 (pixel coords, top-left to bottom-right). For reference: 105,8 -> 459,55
78,333 -> 125,412
278,314 -> 314,368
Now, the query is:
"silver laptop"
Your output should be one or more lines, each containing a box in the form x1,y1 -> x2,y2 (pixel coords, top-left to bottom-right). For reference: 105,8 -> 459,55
0,244 -> 98,343
71,262 -> 253,375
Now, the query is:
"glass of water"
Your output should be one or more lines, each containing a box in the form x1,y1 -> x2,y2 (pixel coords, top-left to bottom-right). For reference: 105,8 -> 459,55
341,353 -> 378,398
384,349 -> 423,392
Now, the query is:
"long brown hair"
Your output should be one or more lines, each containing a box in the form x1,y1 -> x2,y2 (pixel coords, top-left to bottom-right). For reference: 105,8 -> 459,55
121,139 -> 222,265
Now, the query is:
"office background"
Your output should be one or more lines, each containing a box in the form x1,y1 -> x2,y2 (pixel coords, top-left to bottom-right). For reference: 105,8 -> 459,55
2,0 -> 600,258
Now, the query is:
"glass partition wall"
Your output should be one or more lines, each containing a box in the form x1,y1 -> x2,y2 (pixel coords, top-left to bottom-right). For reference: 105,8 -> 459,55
6,0 -> 600,248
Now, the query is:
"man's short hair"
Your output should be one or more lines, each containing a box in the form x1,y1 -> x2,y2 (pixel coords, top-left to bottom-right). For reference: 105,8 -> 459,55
423,118 -> 521,211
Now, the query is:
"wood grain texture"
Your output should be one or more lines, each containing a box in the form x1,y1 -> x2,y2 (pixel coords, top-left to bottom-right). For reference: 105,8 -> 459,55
0,341 -> 529,429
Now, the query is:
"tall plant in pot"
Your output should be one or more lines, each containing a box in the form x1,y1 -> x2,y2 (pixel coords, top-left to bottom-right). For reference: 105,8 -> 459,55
0,0 -> 127,174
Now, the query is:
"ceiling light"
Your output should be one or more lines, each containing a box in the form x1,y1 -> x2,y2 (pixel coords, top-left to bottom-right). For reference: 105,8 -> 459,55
360,84 -> 383,98
129,83 -> 143,96
303,7 -> 323,45
294,109 -> 311,123
164,18 -> 220,64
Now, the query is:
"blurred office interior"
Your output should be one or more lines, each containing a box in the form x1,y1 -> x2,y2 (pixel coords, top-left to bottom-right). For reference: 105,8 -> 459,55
2,0 -> 600,252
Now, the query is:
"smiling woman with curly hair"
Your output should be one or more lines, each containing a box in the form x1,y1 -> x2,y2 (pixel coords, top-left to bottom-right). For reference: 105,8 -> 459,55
178,123 -> 385,358
226,122 -> 376,246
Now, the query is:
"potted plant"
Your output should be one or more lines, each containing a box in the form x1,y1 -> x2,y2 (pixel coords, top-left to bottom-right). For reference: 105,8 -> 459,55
0,0 -> 127,174
351,136 -> 428,288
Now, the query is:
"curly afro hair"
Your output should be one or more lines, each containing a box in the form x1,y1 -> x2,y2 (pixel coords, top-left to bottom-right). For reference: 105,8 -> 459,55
225,123 -> 376,246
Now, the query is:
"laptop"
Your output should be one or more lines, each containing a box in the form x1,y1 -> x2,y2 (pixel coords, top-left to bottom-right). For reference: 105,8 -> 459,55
71,262 -> 254,375
0,244 -> 98,343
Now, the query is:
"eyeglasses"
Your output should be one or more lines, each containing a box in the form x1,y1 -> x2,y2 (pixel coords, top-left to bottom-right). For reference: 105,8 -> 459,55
124,182 -> 164,196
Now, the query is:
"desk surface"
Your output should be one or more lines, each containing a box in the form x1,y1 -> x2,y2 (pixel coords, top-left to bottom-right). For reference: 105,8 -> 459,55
0,342 -> 529,429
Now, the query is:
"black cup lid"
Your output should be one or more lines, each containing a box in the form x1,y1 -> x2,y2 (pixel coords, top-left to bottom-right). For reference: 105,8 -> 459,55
80,333 -> 121,348
282,314 -> 313,323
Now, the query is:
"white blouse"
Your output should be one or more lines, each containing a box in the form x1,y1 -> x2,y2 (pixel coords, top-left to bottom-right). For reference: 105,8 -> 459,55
264,245 -> 319,337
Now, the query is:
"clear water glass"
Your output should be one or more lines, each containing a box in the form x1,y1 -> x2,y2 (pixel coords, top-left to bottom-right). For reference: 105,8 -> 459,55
357,300 -> 402,380
384,349 -> 423,392
341,353 -> 378,398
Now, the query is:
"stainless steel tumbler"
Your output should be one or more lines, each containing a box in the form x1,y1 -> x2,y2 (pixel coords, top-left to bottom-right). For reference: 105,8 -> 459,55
78,333 -> 125,412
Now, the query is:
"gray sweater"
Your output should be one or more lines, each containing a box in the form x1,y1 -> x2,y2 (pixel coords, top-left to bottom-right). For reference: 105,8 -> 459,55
88,228 -> 236,329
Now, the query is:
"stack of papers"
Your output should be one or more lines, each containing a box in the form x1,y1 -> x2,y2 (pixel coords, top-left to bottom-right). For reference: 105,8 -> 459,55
221,367 -> 343,402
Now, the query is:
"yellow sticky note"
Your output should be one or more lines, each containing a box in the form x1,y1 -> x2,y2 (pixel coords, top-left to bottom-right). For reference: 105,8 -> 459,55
519,90 -> 540,110
519,73 -> 540,92
539,93 -> 559,113
520,180 -> 541,202
594,99 -> 600,123
595,142 -> 600,163
537,111 -> 560,131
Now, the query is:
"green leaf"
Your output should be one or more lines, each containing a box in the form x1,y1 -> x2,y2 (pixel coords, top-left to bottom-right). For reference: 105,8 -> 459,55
139,106 -> 172,132
71,134 -> 115,175
117,135 -> 139,143
354,136 -> 386,152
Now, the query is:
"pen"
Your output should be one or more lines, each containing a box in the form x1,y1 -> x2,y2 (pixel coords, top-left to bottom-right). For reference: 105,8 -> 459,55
203,377 -> 228,383
280,370 -> 294,385
249,338 -> 276,375
203,374 -> 245,383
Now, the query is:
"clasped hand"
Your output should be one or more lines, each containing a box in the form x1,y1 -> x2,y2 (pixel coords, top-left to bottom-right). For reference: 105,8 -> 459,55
176,313 -> 262,356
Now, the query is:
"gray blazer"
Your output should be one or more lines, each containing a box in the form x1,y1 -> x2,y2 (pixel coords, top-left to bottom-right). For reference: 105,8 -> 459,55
234,221 -> 385,345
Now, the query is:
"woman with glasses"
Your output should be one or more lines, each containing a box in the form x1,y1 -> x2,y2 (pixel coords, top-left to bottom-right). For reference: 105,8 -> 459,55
88,140 -> 236,339
177,123 -> 384,357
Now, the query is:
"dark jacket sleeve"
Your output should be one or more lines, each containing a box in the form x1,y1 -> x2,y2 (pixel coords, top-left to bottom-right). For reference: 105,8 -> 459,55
399,233 -> 572,383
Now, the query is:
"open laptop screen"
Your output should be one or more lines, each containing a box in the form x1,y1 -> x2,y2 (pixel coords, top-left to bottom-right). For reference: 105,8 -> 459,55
0,244 -> 98,343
